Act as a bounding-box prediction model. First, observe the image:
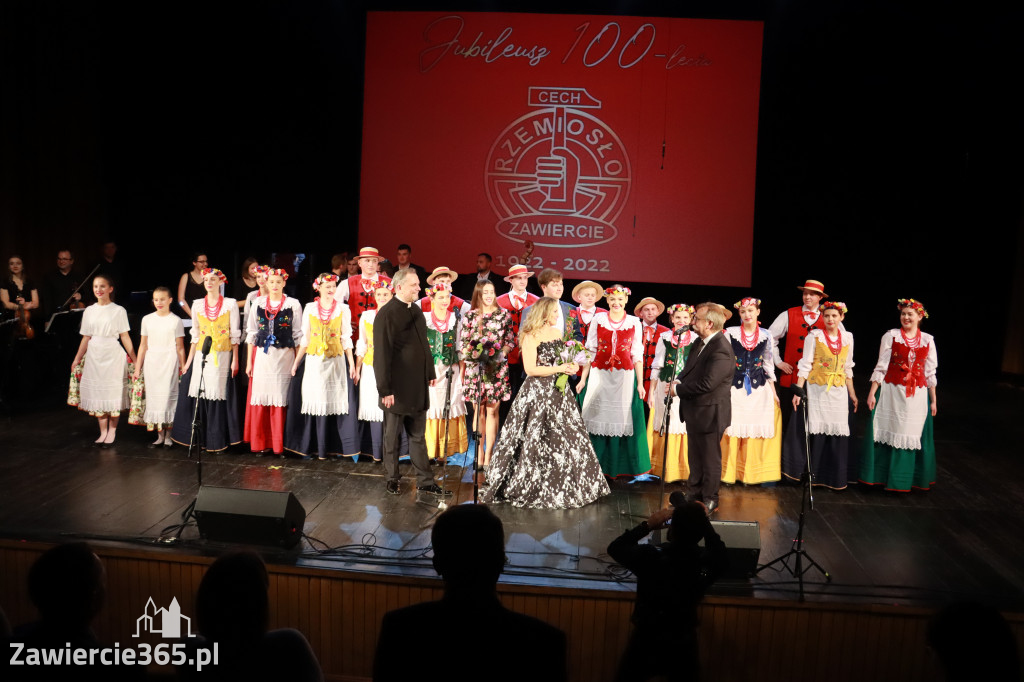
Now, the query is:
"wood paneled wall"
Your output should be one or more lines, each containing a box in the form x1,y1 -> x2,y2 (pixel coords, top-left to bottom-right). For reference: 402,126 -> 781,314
2,541 -> 1021,682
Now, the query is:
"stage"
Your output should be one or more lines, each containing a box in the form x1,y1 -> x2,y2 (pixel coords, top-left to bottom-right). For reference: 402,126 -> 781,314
2,378 -> 1023,680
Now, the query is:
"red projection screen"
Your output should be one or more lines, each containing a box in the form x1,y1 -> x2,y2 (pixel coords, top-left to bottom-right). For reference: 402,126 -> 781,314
359,12 -> 763,287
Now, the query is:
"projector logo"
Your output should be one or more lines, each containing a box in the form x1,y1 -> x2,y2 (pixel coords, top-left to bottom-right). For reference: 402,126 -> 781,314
133,597 -> 195,638
486,87 -> 630,248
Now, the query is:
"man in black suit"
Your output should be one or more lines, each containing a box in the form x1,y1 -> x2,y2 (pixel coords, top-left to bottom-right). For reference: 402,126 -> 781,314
373,269 -> 449,496
373,505 -> 567,682
457,251 -> 502,301
671,302 -> 733,515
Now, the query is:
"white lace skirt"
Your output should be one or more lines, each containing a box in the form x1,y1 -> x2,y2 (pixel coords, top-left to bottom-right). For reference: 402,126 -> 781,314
872,382 -> 928,450
725,384 -> 776,439
581,368 -> 635,437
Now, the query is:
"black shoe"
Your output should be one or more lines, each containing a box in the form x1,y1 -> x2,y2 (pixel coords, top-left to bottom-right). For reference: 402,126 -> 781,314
417,484 -> 453,497
385,480 -> 401,495
705,499 -> 719,516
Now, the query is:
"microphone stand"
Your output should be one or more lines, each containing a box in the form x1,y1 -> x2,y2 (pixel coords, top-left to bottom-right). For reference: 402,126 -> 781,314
470,346 -> 492,505
654,327 -> 684,543
421,361 -> 457,522
160,338 -> 210,543
756,383 -> 831,600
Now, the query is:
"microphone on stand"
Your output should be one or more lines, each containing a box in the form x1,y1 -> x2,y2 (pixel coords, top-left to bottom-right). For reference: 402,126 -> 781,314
200,335 -> 214,357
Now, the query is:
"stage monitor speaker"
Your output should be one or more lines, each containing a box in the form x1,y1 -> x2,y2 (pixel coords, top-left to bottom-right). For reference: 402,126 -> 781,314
701,520 -> 760,579
194,486 -> 306,549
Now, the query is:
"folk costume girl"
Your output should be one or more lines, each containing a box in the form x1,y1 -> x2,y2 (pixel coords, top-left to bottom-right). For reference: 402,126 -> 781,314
781,301 -> 858,489
355,282 -> 407,461
244,268 -> 302,456
578,285 -> 652,477
285,273 -> 355,460
646,304 -> 697,482
460,280 -> 516,470
69,275 -> 136,446
133,286 -> 186,447
171,268 -> 242,451
860,299 -> 938,491
423,282 -> 468,461
720,298 -> 782,485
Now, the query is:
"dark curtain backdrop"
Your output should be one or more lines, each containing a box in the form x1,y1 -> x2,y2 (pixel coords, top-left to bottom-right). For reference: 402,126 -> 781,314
2,0 -> 1021,377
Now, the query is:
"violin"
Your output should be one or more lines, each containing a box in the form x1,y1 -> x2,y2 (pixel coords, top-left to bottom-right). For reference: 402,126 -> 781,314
15,300 -> 34,340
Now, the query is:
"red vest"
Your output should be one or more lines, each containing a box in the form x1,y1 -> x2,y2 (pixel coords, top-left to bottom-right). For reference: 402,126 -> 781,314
780,307 -> 826,387
346,274 -> 391,333
593,323 -> 636,371
495,291 -> 538,364
641,323 -> 669,394
883,338 -> 930,397
578,306 -> 608,341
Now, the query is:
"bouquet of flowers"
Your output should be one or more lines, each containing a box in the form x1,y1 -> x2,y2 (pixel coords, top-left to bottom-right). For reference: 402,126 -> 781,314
470,335 -> 504,378
556,339 -> 591,394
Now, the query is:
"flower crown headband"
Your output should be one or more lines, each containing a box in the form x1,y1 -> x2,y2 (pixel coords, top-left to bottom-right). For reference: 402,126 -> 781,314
734,297 -> 761,309
265,268 -> 289,281
897,298 -> 928,318
821,301 -> 848,314
429,282 -> 450,295
604,285 -> 631,297
313,273 -> 339,290
375,281 -> 394,292
201,267 -> 227,284
667,303 -> 695,317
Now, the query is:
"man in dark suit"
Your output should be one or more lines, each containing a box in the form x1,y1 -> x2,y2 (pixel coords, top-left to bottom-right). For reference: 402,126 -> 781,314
373,505 -> 567,682
373,269 -> 449,496
671,302 -> 734,515
456,251 -> 502,301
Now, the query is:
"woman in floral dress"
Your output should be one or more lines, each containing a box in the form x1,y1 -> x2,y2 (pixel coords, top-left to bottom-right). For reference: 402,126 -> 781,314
460,280 -> 515,472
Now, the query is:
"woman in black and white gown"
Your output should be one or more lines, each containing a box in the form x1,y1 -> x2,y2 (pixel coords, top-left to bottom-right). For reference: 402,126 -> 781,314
483,297 -> 610,509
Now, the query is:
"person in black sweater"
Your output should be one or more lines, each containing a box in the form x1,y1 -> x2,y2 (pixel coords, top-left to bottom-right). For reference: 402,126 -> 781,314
607,501 -> 729,682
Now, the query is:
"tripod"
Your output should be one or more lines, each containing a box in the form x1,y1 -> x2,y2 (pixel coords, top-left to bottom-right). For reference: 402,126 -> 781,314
756,384 -> 830,600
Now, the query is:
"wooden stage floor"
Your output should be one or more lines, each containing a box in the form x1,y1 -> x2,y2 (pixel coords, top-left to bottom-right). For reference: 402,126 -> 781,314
2,378 -> 1023,611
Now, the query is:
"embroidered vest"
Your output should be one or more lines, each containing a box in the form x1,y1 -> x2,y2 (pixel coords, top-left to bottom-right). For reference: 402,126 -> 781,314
883,338 -> 929,397
657,334 -> 693,382
780,307 -> 825,387
593,323 -> 635,371
197,310 -> 233,353
346,274 -> 390,332
806,337 -> 850,390
306,310 -> 344,358
730,334 -> 769,392
254,302 -> 295,351
428,324 -> 459,367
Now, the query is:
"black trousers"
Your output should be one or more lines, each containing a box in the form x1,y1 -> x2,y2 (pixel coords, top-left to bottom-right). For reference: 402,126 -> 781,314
383,410 -> 434,487
686,425 -> 728,503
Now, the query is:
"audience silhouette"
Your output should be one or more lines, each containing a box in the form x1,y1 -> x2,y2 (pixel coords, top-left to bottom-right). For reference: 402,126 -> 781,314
373,504 -> 567,682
